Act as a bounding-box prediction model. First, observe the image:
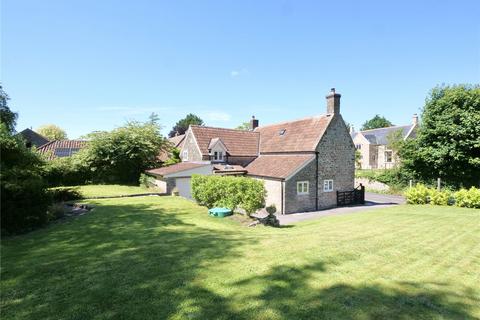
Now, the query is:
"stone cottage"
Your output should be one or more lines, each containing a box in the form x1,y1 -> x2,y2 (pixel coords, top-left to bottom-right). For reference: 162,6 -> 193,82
147,88 -> 355,214
351,115 -> 418,169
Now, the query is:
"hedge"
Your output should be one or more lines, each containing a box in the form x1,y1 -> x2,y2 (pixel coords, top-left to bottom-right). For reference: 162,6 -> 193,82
191,174 -> 266,215
405,184 -> 480,208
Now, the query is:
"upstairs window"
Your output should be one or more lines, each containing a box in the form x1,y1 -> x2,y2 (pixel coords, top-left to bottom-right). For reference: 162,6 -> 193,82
297,181 -> 309,195
213,151 -> 224,161
182,150 -> 188,161
323,180 -> 334,192
356,144 -> 362,150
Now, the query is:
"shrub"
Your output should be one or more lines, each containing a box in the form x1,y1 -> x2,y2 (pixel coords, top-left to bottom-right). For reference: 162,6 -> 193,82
192,175 -> 266,215
266,204 -> 277,215
139,173 -> 155,188
1,125 -> 52,234
49,187 -> 83,202
42,156 -> 91,187
454,187 -> 480,209
429,189 -> 452,206
46,203 -> 66,221
404,184 -> 432,204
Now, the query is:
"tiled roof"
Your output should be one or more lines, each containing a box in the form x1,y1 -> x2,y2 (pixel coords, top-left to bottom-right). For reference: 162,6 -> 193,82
37,140 -> 87,160
168,134 -> 185,148
255,115 -> 333,153
190,126 -> 259,157
146,162 -> 210,176
361,125 -> 414,145
19,128 -> 49,147
245,154 -> 315,179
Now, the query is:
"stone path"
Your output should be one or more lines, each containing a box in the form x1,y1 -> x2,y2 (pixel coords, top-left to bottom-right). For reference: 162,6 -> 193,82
257,192 -> 406,225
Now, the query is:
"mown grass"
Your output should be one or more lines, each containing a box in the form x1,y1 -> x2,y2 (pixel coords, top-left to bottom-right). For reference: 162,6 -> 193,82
1,188 -> 479,319
57,184 -> 154,198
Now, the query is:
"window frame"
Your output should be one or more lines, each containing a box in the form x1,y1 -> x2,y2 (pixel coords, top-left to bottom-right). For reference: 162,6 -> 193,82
385,150 -> 393,163
296,181 -> 309,195
323,179 -> 334,192
182,150 -> 188,161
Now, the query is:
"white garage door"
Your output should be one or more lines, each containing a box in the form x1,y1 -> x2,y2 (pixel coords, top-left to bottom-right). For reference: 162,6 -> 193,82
175,178 -> 192,199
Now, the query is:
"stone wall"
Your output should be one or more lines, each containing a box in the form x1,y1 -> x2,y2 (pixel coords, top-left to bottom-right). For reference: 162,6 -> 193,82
259,178 -> 283,214
316,115 -> 355,209
181,129 -> 203,162
284,159 -> 317,214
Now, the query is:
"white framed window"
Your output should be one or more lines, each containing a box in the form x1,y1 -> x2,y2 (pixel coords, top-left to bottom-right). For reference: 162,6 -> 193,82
356,144 -> 362,150
323,179 -> 334,192
213,151 -> 224,161
297,181 -> 309,195
182,150 -> 188,161
385,151 -> 393,163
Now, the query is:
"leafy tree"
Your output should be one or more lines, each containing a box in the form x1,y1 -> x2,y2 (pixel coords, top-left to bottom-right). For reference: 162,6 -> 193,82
0,84 -> 17,133
235,122 -> 250,130
36,124 -> 67,140
78,119 -> 168,184
399,84 -> 480,188
0,87 -> 51,234
386,129 -> 405,164
163,147 -> 181,166
355,150 -> 362,169
169,113 -> 203,137
361,115 -> 393,130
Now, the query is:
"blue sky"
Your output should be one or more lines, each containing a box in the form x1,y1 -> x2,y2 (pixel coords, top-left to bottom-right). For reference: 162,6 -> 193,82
2,0 -> 479,138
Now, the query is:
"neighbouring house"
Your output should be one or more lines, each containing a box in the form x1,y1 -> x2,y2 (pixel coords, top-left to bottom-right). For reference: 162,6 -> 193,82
351,115 -> 418,169
18,128 -> 49,148
147,88 -> 355,214
37,140 -> 87,160
157,134 -> 186,162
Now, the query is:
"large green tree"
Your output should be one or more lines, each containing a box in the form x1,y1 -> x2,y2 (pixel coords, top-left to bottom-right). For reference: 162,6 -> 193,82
168,113 -> 204,137
78,119 -> 168,184
0,84 -> 17,133
36,124 -> 67,140
400,84 -> 480,188
0,87 -> 51,234
361,115 -> 393,130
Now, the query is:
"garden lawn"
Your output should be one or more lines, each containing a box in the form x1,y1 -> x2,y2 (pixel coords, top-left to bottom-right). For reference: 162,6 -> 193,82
59,184 -> 154,198
2,188 -> 479,320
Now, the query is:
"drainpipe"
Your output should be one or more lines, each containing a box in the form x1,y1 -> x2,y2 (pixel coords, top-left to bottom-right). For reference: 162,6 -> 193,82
315,151 -> 319,211
281,180 -> 284,215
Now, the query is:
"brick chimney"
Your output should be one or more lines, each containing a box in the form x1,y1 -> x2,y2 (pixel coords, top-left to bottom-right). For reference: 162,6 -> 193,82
326,88 -> 341,114
412,114 -> 419,125
250,115 -> 259,130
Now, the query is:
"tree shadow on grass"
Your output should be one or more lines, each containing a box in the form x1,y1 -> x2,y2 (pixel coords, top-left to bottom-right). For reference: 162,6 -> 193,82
233,262 -> 478,319
1,200 -> 250,320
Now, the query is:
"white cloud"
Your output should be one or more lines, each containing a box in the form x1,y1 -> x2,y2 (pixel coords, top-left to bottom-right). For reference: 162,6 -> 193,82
230,68 -> 249,78
203,111 -> 232,122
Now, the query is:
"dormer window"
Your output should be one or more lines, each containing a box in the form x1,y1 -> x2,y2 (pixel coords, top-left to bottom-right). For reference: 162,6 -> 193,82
214,151 -> 224,161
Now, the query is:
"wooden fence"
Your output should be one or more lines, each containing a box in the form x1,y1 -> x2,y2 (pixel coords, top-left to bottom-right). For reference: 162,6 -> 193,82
337,184 -> 365,206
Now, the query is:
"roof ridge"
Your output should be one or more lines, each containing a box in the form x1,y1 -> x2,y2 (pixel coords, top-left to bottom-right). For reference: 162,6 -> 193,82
190,125 -> 259,134
255,114 -> 329,130
360,124 -> 412,133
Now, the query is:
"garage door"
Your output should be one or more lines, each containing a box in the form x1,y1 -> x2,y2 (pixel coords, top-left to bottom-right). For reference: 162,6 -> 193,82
176,178 -> 192,199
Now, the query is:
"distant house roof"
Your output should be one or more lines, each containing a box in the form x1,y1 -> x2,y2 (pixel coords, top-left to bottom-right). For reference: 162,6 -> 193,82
37,140 -> 87,160
168,134 -> 185,149
255,115 -> 333,153
190,125 -> 259,157
157,134 -> 186,162
245,154 -> 315,179
146,162 -> 210,176
19,128 -> 49,148
360,125 -> 414,145
213,164 -> 247,175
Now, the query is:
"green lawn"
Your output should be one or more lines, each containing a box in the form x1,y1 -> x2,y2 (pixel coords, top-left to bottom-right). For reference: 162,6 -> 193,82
2,188 -> 479,320
59,184 -> 154,198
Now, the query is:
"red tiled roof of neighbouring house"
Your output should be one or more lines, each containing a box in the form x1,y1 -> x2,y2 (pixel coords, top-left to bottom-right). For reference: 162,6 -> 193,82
190,126 -> 259,157
37,140 -> 87,160
245,154 -> 315,179
255,115 -> 333,153
146,162 -> 210,176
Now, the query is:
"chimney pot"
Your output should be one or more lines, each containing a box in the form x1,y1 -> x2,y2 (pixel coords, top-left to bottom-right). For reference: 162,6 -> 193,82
412,114 -> 419,125
326,88 -> 341,114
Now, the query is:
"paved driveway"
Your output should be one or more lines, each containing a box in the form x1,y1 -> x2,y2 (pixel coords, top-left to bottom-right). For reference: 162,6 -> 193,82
267,192 -> 405,225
